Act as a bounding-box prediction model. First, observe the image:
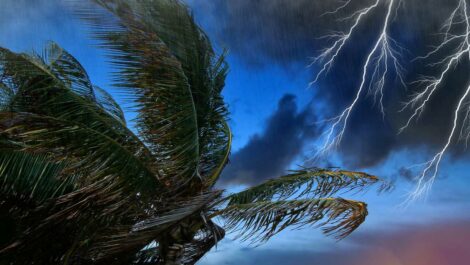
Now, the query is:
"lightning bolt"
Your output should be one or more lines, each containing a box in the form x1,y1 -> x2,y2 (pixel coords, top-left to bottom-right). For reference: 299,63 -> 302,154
402,0 -> 470,200
312,0 -> 470,200
311,0 -> 404,155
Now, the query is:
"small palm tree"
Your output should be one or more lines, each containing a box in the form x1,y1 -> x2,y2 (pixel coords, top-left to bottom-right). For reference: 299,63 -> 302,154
0,0 -> 385,264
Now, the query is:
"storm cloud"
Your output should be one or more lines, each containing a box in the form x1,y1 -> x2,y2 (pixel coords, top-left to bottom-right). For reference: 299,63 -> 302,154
220,94 -> 316,185
191,0 -> 470,169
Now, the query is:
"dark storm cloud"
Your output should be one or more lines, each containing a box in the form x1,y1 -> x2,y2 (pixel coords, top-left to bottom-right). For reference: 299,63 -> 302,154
191,0 -> 470,169
220,94 -> 316,186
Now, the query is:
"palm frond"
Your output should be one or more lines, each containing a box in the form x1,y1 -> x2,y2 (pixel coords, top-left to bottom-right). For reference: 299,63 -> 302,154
38,41 -> 96,99
0,149 -> 72,203
205,120 -> 232,187
71,0 -> 231,187
39,42 -> 126,125
0,46 -> 160,185
0,112 -> 161,195
132,221 -> 225,265
180,222 -> 225,265
0,46 -> 122,131
130,0 -> 232,183
214,198 -> 368,242
72,0 -> 201,184
227,168 -> 381,205
0,179 -> 135,263
120,0 -> 231,182
86,191 -> 222,261
93,85 -> 126,125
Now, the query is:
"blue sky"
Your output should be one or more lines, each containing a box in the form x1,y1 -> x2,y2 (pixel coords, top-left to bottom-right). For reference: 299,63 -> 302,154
1,0 -> 470,264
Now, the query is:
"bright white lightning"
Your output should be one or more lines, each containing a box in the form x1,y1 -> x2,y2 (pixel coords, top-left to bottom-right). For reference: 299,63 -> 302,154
402,0 -> 470,200
407,84 -> 470,201
312,0 -> 470,199
311,0 -> 404,155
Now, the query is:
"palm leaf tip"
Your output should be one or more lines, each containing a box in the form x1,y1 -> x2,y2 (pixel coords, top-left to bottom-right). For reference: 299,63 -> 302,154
321,198 -> 368,240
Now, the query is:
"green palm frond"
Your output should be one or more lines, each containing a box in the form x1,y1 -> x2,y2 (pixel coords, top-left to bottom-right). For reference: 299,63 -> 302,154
0,112 -> 161,195
214,198 -> 368,242
130,217 -> 224,265
39,41 -> 96,99
1,180 -> 136,263
179,222 -> 225,265
134,1 -> 231,184
0,46 -> 121,130
72,0 -> 201,184
122,0 -> 231,182
0,46 -> 159,181
86,191 -> 222,261
227,168 -> 381,205
72,0 -> 230,186
0,148 -> 72,254
205,120 -> 232,187
40,42 -> 125,124
0,149 -> 72,202
93,85 -> 126,125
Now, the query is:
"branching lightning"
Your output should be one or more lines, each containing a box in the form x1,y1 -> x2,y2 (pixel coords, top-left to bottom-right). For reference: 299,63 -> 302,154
311,0 -> 404,154
312,0 -> 470,199
401,0 -> 470,200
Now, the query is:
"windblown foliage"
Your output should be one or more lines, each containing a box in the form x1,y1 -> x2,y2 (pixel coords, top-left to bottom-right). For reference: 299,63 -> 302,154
0,0 -> 384,264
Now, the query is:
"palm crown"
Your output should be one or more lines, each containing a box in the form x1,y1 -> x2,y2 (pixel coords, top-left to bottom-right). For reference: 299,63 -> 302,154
0,0 -> 384,264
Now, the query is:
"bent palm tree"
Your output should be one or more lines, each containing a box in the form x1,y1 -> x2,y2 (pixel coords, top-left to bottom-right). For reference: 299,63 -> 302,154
0,0 -> 385,264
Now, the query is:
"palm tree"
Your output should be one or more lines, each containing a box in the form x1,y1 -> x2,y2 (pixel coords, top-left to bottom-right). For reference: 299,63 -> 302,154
0,0 -> 386,264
